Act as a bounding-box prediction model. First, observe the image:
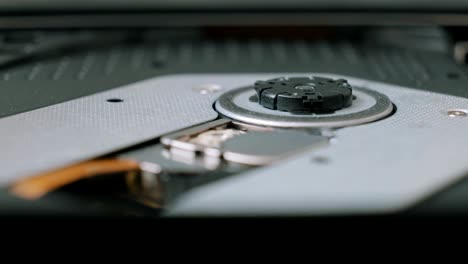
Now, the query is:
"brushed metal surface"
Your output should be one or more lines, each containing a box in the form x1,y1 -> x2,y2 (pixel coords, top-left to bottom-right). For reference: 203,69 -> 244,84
3,73 -> 468,217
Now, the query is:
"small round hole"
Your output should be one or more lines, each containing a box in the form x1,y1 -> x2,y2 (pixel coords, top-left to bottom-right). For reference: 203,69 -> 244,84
447,72 -> 460,79
311,156 -> 330,165
152,60 -> 166,68
107,98 -> 124,103
447,109 -> 468,117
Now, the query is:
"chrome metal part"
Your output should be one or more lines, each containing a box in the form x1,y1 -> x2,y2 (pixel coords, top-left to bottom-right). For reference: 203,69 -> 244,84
161,119 -> 329,166
215,86 -> 394,128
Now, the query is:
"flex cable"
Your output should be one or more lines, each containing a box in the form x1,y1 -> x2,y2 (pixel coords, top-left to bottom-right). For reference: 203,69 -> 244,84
9,159 -> 143,200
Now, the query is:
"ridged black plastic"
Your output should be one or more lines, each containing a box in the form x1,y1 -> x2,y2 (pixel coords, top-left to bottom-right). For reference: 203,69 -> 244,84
254,77 -> 353,113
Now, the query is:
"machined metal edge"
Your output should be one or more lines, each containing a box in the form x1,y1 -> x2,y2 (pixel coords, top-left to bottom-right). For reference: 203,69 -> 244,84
214,86 -> 394,128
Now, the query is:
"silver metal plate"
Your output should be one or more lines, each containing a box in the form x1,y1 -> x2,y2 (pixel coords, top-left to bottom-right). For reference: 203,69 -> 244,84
222,130 -> 328,165
169,74 -> 468,216
3,73 -> 468,218
0,74 -> 223,185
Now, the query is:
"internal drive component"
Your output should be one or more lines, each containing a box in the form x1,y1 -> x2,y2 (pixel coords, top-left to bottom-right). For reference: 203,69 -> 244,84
9,159 -> 163,203
222,130 -> 327,165
8,119 -> 328,209
254,77 -> 353,113
215,76 -> 393,128
161,119 -> 328,166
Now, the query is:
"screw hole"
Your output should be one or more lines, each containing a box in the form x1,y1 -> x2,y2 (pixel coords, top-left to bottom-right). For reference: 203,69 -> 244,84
312,156 -> 330,164
193,84 -> 222,94
447,109 -> 468,117
447,72 -> 460,79
107,98 -> 124,103
152,60 -> 166,68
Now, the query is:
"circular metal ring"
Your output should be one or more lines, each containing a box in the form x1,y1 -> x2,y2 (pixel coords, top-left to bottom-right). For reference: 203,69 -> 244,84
214,86 -> 394,128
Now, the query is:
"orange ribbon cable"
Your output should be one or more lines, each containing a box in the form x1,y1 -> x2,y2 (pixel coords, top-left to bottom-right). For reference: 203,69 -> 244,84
9,159 -> 141,200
